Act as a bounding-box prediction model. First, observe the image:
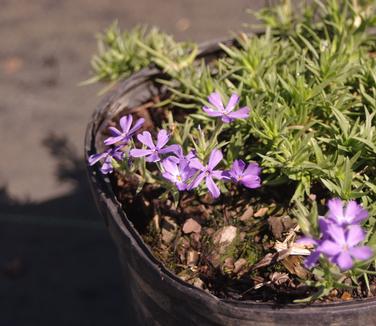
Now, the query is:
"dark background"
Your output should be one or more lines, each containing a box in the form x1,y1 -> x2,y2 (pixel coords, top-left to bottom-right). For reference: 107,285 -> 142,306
0,1 -> 269,325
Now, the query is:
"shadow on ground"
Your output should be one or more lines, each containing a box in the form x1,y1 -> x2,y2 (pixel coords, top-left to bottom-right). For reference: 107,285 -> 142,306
0,134 -> 133,326
0,133 -> 98,219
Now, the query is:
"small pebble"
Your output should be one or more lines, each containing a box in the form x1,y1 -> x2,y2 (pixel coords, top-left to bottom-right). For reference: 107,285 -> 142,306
182,218 -> 202,234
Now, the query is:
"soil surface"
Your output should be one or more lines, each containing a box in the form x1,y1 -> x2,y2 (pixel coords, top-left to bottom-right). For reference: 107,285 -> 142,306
109,100 -> 376,305
0,1 -> 269,325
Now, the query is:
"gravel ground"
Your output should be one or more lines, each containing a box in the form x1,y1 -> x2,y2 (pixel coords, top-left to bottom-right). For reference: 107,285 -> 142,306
0,1 -> 267,325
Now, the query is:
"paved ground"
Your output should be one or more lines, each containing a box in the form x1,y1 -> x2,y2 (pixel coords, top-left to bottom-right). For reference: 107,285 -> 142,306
0,0 -> 267,325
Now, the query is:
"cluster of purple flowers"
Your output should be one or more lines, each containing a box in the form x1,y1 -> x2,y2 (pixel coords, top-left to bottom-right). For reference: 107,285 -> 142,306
89,91 -> 374,273
88,115 -> 145,174
88,91 -> 261,197
299,199 -> 373,271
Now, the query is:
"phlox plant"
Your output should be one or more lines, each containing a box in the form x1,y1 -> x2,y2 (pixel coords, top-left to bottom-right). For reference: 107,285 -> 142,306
89,92 -> 259,198
88,0 -> 376,301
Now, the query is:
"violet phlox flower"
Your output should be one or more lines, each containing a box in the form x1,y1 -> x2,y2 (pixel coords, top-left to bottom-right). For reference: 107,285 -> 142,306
225,159 -> 261,189
161,157 -> 196,191
104,115 -> 145,146
318,223 -> 373,271
88,146 -> 124,174
130,129 -> 180,162
188,148 -> 225,198
298,200 -> 373,271
202,92 -> 250,123
326,198 -> 368,226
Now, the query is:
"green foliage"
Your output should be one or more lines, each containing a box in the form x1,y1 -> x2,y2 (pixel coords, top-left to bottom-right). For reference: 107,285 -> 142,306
86,22 -> 197,84
89,0 -> 376,298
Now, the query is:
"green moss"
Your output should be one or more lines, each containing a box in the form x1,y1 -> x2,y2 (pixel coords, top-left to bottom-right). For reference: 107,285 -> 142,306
220,233 -> 263,266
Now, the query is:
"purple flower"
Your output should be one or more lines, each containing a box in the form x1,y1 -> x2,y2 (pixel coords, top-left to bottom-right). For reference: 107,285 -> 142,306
318,223 -> 373,271
202,92 -> 250,123
225,159 -> 261,189
88,146 -> 124,174
161,157 -> 196,191
104,115 -> 144,146
130,130 -> 179,162
326,198 -> 368,226
188,149 -> 224,198
298,202 -> 373,271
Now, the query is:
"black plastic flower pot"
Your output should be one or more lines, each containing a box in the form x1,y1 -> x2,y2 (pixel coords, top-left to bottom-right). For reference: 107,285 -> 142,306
85,40 -> 376,326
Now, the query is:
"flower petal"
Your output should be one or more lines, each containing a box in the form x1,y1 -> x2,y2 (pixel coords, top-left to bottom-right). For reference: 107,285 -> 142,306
111,149 -> 124,161
162,158 -> 179,176
244,162 -> 261,177
226,107 -> 250,120
327,198 -> 344,223
221,170 -> 232,181
335,252 -> 353,271
206,176 -> 220,198
202,106 -> 223,117
241,175 -> 261,188
185,150 -> 196,160
345,200 -> 368,224
176,181 -> 187,191
232,159 -> 246,175
120,115 -> 133,133
137,131 -> 155,149
349,246 -> 373,261
208,92 -> 224,111
319,240 -> 342,257
189,158 -> 204,171
210,170 -> 224,180
172,145 -> 184,159
156,129 -> 169,149
182,164 -> 196,180
188,172 -> 205,190
145,152 -> 160,162
318,217 -> 330,236
159,144 -> 181,155
224,93 -> 239,113
221,115 -> 233,123
128,117 -> 145,135
129,148 -> 153,158
108,127 -> 122,136
326,223 -> 346,245
104,135 -> 126,145
346,225 -> 365,247
101,159 -> 113,174
296,237 -> 319,246
162,171 -> 177,183
304,251 -> 321,269
208,149 -> 223,170
88,152 -> 107,166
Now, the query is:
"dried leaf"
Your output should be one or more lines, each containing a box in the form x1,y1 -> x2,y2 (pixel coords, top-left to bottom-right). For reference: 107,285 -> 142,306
281,256 -> 309,279
341,291 -> 352,301
268,215 -> 295,240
